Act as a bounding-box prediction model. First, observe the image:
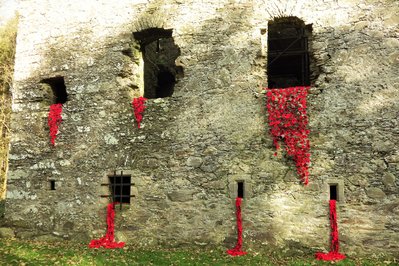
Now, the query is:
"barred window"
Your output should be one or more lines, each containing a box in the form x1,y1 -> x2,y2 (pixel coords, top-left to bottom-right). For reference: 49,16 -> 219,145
267,17 -> 312,88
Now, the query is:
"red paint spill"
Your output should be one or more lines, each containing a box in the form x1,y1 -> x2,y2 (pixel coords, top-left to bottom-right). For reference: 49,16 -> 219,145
315,200 -> 346,261
89,203 -> 125,249
48,103 -> 63,146
227,197 -> 247,256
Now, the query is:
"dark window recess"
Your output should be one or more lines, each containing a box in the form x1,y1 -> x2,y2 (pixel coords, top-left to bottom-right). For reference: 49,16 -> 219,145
156,65 -> 176,98
101,171 -> 134,210
237,181 -> 244,198
50,180 -> 56,190
41,76 -> 68,104
267,17 -> 311,88
330,184 -> 337,200
133,28 -> 183,99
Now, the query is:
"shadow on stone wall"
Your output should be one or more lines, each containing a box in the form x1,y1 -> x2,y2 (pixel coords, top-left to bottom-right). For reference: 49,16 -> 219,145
306,12 -> 399,253
4,0 -> 399,255
0,199 -> 4,220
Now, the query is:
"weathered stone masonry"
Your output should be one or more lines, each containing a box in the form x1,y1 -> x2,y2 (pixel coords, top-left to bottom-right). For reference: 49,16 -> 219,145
3,0 -> 399,256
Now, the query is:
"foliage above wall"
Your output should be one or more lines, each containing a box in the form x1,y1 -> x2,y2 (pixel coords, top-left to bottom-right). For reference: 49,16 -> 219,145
0,16 -> 18,200
266,86 -> 310,185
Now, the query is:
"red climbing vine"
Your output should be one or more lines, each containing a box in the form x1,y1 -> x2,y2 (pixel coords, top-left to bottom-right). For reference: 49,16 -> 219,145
227,197 -> 247,256
315,200 -> 346,261
266,86 -> 310,185
48,103 -> 63,146
132,96 -> 147,128
89,203 -> 125,249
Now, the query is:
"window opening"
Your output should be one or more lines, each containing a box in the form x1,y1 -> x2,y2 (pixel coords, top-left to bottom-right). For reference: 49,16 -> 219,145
49,180 -> 56,190
330,184 -> 337,201
101,171 -> 134,210
133,28 -> 182,99
267,17 -> 311,88
41,76 -> 68,104
237,181 -> 244,198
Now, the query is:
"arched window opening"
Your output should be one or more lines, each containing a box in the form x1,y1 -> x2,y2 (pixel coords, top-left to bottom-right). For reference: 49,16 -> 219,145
267,17 -> 312,88
133,28 -> 182,99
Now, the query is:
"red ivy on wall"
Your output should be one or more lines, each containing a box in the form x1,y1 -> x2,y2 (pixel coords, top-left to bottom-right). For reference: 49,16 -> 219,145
48,103 -> 63,146
89,203 -> 125,249
132,96 -> 147,128
266,86 -> 310,185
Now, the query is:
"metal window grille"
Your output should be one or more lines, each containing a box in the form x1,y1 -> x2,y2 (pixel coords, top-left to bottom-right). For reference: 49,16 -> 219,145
267,25 -> 310,88
101,171 -> 135,210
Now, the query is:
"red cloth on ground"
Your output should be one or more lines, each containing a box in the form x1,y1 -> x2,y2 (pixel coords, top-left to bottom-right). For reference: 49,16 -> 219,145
89,203 -> 125,249
315,200 -> 346,261
227,197 -> 247,256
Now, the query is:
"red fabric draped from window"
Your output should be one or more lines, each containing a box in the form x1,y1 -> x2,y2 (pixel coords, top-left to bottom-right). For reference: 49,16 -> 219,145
89,203 -> 125,249
227,197 -> 247,256
315,200 -> 346,261
266,86 -> 310,185
48,103 -> 63,146
132,97 -> 147,128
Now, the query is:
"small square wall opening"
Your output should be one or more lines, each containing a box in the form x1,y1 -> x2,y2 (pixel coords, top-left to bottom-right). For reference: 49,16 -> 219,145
330,184 -> 337,200
326,180 -> 345,203
41,76 -> 68,104
49,180 -> 56,190
237,181 -> 244,198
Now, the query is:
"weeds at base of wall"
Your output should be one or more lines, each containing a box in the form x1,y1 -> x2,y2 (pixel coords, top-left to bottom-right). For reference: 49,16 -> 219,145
0,15 -> 18,200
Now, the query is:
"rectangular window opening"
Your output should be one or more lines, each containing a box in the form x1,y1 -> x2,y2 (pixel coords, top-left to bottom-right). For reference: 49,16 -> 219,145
330,184 -> 338,201
41,76 -> 68,104
108,173 -> 132,204
237,181 -> 244,198
50,180 -> 56,190
267,17 -> 311,88
133,28 -> 181,99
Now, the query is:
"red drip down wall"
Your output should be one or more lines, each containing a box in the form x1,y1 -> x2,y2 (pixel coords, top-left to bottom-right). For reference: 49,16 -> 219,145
89,203 -> 125,249
315,199 -> 345,261
48,103 -> 63,146
227,197 -> 247,256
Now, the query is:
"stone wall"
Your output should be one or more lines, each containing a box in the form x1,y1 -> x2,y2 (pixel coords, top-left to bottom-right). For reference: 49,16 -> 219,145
4,0 -> 399,257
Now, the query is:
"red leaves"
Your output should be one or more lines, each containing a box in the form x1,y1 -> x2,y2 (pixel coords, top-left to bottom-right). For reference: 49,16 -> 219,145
315,200 -> 346,261
227,197 -> 247,256
132,96 -> 147,128
48,103 -> 63,146
89,203 -> 125,249
265,86 -> 310,185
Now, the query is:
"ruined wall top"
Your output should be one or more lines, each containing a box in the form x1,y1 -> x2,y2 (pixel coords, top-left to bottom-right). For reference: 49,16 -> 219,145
13,0 -> 398,84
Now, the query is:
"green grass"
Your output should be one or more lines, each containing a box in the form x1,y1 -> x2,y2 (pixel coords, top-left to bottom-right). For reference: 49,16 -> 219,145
0,239 -> 397,266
